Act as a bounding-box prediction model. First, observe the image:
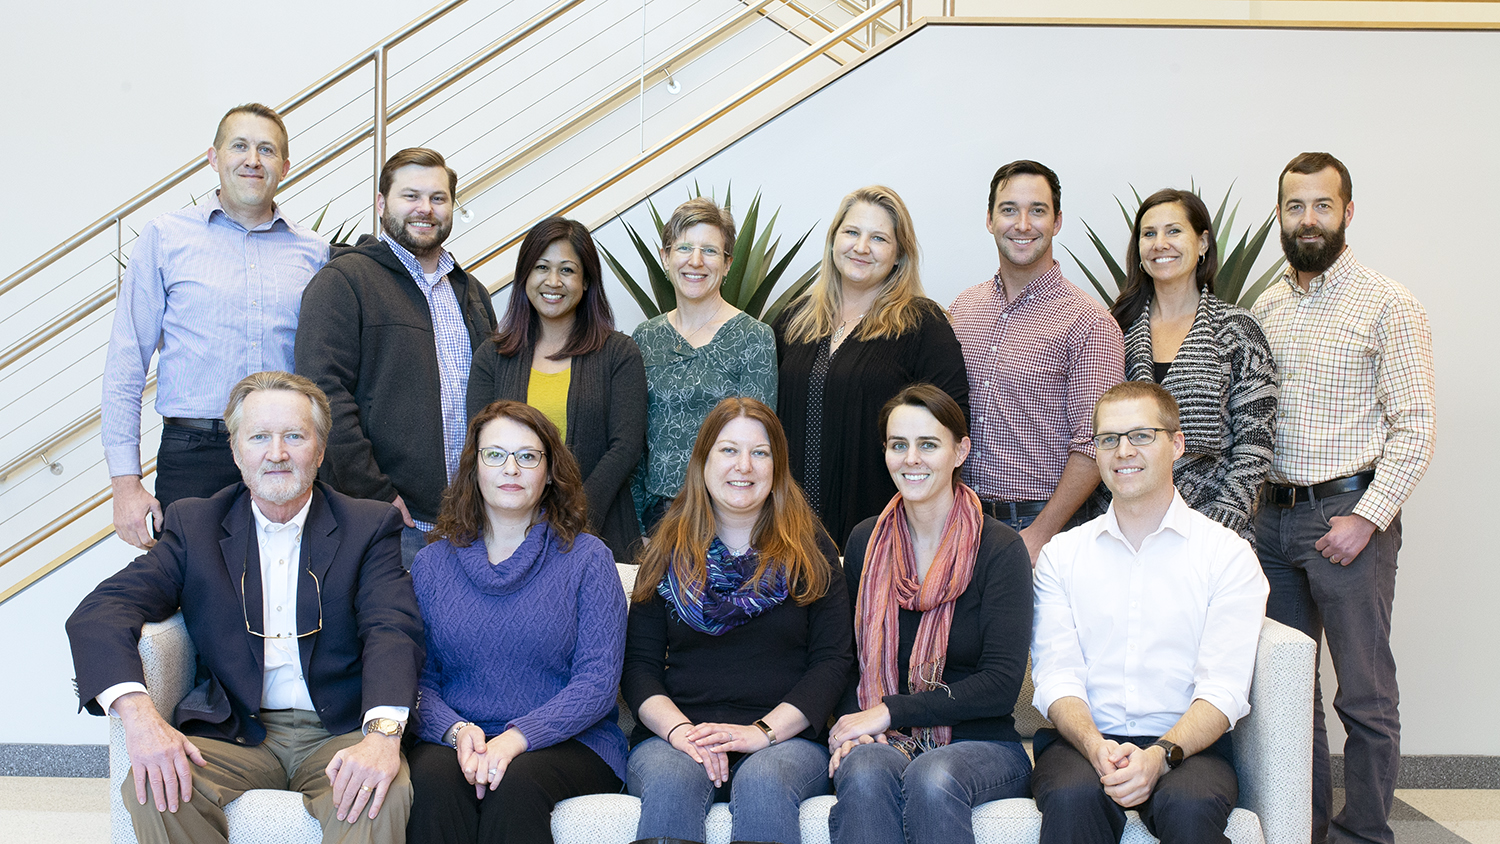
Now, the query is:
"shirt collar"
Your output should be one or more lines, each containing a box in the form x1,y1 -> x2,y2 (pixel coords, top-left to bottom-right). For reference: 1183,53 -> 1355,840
1276,245 -> 1357,297
380,231 -> 455,288
201,190 -> 288,233
251,495 -> 313,538
1096,489 -> 1194,546
991,260 -> 1063,307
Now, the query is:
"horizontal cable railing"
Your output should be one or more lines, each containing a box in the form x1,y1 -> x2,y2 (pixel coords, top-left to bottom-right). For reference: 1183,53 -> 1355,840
0,0 -> 907,601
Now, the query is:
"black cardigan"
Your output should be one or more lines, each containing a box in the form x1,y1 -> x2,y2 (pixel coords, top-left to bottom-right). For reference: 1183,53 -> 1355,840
838,514 -> 1032,743
622,531 -> 854,745
295,236 -> 498,524
773,298 -> 970,549
466,330 -> 648,562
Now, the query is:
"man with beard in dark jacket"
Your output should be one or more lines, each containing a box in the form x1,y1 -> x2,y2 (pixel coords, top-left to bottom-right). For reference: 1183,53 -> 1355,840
296,148 -> 498,568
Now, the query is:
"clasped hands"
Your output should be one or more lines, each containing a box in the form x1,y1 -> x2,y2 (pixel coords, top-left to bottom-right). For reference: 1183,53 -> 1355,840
826,703 -> 891,776
1084,737 -> 1169,808
455,725 -> 529,799
668,721 -> 772,787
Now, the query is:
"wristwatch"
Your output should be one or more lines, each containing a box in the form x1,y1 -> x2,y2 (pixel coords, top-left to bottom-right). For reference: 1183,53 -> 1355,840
1148,739 -> 1184,769
363,717 -> 404,739
753,719 -> 778,746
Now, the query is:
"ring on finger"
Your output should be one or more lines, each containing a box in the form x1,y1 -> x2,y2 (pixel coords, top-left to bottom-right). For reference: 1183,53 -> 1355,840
360,785 -> 371,792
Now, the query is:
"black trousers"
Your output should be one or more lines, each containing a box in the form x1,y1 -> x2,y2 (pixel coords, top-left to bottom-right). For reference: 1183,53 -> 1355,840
1031,729 -> 1237,844
407,739 -> 621,844
155,423 -> 241,521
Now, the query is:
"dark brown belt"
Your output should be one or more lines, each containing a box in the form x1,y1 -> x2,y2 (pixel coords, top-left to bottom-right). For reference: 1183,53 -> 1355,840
1263,471 -> 1375,508
164,417 -> 229,434
981,499 -> 1048,521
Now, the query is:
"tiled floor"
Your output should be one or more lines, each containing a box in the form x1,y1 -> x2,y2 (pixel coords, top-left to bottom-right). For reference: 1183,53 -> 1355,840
0,778 -> 1496,843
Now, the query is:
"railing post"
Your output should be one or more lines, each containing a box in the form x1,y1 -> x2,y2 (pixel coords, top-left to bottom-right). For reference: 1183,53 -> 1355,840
373,47 -> 389,235
901,0 -> 911,28
866,0 -> 876,48
115,217 -> 122,289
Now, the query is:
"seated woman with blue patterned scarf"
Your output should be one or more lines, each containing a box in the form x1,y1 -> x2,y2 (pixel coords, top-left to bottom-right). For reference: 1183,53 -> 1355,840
622,396 -> 854,844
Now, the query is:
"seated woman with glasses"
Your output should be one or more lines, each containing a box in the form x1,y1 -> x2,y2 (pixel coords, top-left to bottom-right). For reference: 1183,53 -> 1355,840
623,396 -> 853,844
406,400 -> 628,844
1109,189 -> 1278,540
826,383 -> 1033,844
631,198 -> 777,534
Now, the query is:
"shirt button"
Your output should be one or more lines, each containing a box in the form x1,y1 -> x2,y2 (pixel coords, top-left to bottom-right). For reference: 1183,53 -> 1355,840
276,605 -> 283,612
249,264 -> 256,269
1128,721 -> 1137,730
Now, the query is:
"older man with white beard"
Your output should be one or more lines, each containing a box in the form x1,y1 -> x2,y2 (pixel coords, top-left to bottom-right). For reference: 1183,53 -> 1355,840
68,371 -> 425,844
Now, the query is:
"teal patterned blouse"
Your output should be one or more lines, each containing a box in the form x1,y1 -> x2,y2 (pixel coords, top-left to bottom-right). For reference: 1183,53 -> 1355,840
630,311 -> 778,520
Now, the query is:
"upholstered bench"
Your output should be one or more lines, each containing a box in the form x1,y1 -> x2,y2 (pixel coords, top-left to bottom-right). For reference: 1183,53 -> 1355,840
112,564 -> 1313,844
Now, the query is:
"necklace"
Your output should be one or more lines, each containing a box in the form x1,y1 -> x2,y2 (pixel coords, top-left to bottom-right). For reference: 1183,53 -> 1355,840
721,538 -> 753,556
673,300 -> 729,344
831,311 -> 866,345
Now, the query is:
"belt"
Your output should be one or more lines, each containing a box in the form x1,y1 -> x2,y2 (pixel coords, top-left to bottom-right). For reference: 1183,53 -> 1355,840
981,499 -> 1048,521
164,417 -> 230,434
1262,471 -> 1375,508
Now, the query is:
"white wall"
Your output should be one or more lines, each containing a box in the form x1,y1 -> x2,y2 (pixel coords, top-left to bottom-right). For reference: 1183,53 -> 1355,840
592,22 -> 1499,755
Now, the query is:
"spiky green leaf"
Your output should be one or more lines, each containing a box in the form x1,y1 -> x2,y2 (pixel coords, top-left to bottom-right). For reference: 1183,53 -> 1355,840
599,240 -> 662,319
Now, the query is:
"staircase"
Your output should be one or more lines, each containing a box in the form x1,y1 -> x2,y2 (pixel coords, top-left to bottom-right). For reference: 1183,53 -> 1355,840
0,0 -> 908,602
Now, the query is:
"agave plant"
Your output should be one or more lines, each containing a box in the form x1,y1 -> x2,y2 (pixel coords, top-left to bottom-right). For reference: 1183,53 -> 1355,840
599,184 -> 820,325
1062,181 -> 1286,309
310,203 -> 363,246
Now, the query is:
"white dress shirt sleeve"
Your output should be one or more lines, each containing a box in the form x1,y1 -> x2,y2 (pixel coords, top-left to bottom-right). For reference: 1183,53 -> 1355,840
1190,534 -> 1269,727
97,682 -> 151,716
1030,539 -> 1091,719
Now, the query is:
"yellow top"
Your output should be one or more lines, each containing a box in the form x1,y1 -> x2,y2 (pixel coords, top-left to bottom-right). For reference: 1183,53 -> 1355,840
527,367 -> 571,443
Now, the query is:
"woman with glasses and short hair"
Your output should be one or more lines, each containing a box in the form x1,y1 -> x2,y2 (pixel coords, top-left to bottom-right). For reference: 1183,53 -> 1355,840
630,197 -> 778,534
623,396 -> 852,844
406,400 -> 628,844
827,383 -> 1032,844
1109,189 -> 1278,540
468,216 -> 647,563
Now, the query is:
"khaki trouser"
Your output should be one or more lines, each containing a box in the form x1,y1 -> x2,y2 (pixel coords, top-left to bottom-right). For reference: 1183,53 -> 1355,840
123,709 -> 411,844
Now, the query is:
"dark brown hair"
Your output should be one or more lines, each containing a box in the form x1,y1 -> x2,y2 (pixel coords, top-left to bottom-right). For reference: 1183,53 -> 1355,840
987,159 -> 1061,218
632,397 -> 829,606
1111,189 -> 1219,329
379,148 -> 458,198
213,103 -> 290,159
1279,152 -> 1352,206
879,383 -> 969,487
431,400 -> 588,549
494,217 -> 615,359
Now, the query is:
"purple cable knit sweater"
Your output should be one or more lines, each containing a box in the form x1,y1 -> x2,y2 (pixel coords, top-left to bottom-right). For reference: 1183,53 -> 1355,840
412,524 -> 628,779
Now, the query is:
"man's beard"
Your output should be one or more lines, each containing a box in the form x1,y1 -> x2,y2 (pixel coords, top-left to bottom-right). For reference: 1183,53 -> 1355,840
243,460 -> 313,506
382,209 -> 452,259
1281,217 -> 1347,276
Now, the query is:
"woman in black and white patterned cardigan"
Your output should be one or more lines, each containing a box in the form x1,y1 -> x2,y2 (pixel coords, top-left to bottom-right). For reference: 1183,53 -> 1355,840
1108,188 -> 1279,540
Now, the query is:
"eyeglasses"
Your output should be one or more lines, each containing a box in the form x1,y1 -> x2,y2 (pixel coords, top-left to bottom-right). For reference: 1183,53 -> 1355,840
671,243 -> 722,260
1092,427 -> 1174,450
242,568 -> 322,640
479,447 -> 546,469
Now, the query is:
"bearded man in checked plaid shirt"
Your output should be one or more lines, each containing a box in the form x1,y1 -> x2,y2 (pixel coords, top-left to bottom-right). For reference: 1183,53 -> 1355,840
1252,152 -> 1436,844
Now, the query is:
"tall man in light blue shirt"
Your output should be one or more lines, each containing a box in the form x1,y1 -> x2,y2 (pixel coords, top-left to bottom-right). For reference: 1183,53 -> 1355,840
103,104 -> 329,549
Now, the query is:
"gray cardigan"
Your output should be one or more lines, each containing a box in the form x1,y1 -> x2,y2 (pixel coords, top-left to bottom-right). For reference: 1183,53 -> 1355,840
467,330 -> 647,562
1122,292 -> 1279,539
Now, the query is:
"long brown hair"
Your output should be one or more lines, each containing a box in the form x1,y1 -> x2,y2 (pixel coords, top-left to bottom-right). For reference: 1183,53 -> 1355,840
1111,189 -> 1219,330
632,397 -> 829,605
431,400 -> 588,549
781,185 -> 930,344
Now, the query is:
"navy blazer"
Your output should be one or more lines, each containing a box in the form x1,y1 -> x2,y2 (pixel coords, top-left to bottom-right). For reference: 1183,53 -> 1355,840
67,481 -> 424,746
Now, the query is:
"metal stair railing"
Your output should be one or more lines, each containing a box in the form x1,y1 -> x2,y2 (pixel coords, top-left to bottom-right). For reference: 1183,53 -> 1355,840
0,0 -> 910,603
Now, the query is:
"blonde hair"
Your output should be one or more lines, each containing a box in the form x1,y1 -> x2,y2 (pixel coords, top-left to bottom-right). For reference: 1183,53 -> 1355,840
781,186 -> 929,344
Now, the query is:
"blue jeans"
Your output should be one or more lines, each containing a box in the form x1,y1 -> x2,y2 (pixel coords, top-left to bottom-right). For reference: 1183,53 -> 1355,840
400,526 -> 429,571
829,740 -> 1031,844
627,736 -> 830,844
1256,487 -> 1401,844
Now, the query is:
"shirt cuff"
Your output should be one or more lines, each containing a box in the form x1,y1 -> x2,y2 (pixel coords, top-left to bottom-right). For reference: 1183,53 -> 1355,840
1032,678 -> 1088,722
104,446 -> 144,479
1351,490 -> 1399,532
361,706 -> 410,728
98,682 -> 149,716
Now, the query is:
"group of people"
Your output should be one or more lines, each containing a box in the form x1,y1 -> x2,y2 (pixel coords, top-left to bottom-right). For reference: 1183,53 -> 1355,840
69,100 -> 1434,844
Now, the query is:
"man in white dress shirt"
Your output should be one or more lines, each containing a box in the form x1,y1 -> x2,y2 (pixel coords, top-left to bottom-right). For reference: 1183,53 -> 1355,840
68,371 -> 423,844
1029,381 -> 1268,844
